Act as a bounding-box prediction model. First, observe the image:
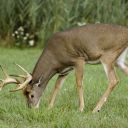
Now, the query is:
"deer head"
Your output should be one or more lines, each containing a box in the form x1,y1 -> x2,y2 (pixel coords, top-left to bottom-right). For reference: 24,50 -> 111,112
0,65 -> 19,91
0,61 -> 55,109
0,64 -> 42,108
13,64 -> 41,108
23,77 -> 43,108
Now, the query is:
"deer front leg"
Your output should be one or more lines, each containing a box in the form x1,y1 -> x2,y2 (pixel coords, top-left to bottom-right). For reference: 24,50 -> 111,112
75,59 -> 85,112
48,74 -> 67,109
93,62 -> 119,113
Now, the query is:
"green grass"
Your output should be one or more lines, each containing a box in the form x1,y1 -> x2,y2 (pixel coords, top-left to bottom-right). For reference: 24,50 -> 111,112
0,48 -> 128,128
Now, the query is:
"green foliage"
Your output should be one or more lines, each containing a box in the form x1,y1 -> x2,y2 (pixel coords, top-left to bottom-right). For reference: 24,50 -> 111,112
1,48 -> 128,128
0,0 -> 128,46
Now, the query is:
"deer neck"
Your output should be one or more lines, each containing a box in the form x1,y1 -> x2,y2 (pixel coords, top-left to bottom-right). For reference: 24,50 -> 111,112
31,50 -> 57,89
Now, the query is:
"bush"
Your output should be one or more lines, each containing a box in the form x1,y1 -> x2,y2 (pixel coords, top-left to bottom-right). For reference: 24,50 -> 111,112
0,0 -> 128,47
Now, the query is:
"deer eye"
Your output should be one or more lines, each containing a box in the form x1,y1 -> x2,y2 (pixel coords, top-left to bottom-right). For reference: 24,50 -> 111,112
30,94 -> 34,98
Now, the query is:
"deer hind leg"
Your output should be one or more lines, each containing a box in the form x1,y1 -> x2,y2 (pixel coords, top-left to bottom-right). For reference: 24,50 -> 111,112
48,74 -> 67,109
75,59 -> 85,112
117,47 -> 128,75
93,61 -> 119,113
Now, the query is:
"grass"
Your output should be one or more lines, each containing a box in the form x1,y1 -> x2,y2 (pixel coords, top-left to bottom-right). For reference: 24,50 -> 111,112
0,48 -> 128,128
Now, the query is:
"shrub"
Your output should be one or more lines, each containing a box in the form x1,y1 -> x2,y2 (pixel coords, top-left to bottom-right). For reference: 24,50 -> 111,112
0,0 -> 128,47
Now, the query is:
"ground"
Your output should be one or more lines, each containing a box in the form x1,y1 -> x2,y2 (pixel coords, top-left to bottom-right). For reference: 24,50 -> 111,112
0,48 -> 128,128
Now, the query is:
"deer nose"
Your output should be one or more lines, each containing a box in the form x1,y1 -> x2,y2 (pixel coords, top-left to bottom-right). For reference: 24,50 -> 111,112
27,102 -> 39,109
33,99 -> 41,109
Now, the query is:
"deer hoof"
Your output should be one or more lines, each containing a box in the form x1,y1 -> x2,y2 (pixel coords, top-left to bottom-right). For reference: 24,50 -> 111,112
92,107 -> 100,113
48,104 -> 53,110
79,107 -> 84,112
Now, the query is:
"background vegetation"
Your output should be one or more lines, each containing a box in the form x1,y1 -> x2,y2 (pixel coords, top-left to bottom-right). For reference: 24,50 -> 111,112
0,0 -> 128,47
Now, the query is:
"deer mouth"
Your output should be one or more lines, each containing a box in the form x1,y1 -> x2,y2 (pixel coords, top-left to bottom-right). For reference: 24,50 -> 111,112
27,99 -> 41,109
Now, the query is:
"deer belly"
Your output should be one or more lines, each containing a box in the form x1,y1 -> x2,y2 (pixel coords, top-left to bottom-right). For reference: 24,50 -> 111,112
87,59 -> 100,64
59,67 -> 74,75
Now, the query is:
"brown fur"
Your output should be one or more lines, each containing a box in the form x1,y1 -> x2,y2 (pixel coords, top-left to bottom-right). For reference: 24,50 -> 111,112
24,24 -> 128,112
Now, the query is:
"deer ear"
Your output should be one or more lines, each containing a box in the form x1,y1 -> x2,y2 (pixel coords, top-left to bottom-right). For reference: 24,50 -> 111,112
35,81 -> 41,87
35,74 -> 43,87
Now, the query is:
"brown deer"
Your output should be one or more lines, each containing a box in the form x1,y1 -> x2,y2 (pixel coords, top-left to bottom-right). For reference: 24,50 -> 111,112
1,24 -> 128,113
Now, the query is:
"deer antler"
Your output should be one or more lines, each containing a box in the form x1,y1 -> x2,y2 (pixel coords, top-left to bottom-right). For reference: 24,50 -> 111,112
10,63 -> 32,92
0,65 -> 19,91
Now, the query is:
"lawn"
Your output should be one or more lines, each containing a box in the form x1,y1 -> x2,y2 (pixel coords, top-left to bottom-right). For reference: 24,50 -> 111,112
0,48 -> 128,128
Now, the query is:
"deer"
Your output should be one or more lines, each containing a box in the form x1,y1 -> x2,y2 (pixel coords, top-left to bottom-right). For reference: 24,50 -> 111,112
1,24 -> 128,113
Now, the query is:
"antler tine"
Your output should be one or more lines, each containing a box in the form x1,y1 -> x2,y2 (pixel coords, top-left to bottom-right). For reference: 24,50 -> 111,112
0,65 -> 20,91
10,83 -> 27,92
0,79 -> 3,91
10,74 -> 26,79
14,63 -> 30,76
10,75 -> 32,92
0,64 -> 32,92
0,65 -> 9,78
0,79 -> 3,82
0,76 -> 19,91
10,63 -> 32,92
0,63 -> 32,92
